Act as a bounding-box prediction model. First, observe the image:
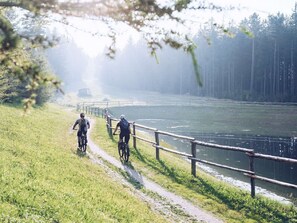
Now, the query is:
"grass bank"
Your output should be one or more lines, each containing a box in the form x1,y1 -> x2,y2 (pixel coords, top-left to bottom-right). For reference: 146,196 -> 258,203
92,117 -> 297,223
0,104 -> 168,223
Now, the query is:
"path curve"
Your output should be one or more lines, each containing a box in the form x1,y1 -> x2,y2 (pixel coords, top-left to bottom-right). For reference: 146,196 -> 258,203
87,121 -> 223,223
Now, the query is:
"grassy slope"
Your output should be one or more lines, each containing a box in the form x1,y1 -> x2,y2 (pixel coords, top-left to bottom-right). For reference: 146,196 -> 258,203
92,118 -> 297,223
0,104 -> 168,223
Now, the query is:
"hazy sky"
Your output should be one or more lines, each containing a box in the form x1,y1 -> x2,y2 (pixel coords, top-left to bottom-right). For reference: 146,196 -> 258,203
69,0 -> 297,57
219,0 -> 295,15
208,0 -> 296,23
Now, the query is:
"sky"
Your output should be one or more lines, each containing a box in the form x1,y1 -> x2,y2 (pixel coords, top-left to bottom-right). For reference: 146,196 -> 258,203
208,0 -> 296,23
61,0 -> 297,58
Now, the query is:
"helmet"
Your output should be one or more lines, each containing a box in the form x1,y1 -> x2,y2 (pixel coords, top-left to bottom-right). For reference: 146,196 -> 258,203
120,114 -> 125,120
80,113 -> 85,118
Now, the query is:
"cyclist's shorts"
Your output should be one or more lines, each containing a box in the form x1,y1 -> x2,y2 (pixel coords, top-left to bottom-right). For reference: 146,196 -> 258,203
120,133 -> 130,144
77,130 -> 87,137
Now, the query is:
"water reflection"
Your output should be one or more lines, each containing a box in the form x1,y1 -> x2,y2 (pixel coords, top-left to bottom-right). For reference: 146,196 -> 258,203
193,133 -> 297,159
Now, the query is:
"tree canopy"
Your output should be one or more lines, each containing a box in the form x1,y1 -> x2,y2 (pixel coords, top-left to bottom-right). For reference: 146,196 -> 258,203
0,0 -> 233,108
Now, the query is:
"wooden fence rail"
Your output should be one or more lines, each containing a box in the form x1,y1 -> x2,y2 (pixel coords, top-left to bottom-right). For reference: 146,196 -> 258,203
77,105 -> 297,198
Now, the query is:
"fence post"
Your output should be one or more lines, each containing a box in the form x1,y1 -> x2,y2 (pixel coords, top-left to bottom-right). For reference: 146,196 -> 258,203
248,152 -> 255,198
132,122 -> 137,148
155,131 -> 160,160
191,141 -> 197,177
109,117 -> 113,137
106,115 -> 109,131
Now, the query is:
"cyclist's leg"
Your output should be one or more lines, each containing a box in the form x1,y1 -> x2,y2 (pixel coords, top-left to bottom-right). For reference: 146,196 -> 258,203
124,134 -> 130,144
124,134 -> 130,156
84,130 -> 88,144
119,133 -> 124,145
118,134 -> 125,157
77,130 -> 82,147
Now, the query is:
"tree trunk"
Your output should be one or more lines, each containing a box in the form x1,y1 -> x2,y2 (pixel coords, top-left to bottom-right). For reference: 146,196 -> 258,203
273,40 -> 277,97
264,69 -> 267,98
250,38 -> 255,95
291,40 -> 294,99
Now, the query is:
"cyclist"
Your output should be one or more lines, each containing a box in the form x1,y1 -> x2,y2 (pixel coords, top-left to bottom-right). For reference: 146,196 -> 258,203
113,114 -> 131,146
73,113 -> 90,149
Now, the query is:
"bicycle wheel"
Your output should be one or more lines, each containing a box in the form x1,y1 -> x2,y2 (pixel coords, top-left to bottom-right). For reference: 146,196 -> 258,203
78,137 -> 83,150
123,144 -> 129,162
82,136 -> 87,152
118,142 -> 124,158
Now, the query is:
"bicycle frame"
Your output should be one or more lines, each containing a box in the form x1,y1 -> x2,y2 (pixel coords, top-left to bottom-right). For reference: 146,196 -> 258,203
114,132 -> 130,162
119,141 -> 129,162
74,129 -> 87,153
79,133 -> 87,153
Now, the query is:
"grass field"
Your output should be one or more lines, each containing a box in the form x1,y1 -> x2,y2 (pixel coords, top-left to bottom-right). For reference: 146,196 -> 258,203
92,117 -> 297,223
0,104 -> 168,223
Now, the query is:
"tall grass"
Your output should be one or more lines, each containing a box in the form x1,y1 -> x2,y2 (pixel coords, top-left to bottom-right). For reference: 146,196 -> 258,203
92,117 -> 297,223
0,104 -> 168,223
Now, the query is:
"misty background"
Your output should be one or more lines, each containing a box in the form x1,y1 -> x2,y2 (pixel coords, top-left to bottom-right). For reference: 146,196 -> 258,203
46,5 -> 297,103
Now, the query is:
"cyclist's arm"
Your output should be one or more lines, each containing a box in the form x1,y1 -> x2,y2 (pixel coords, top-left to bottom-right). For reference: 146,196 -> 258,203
113,123 -> 119,135
72,120 -> 79,130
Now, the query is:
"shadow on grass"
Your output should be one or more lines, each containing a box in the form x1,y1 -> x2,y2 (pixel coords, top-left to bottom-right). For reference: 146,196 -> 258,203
76,148 -> 86,157
133,146 -> 145,162
132,146 -> 179,183
130,146 -> 296,222
120,161 -> 144,190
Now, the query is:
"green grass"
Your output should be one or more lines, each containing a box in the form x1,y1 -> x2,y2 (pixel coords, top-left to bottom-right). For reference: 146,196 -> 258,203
92,117 -> 297,223
0,104 -> 168,223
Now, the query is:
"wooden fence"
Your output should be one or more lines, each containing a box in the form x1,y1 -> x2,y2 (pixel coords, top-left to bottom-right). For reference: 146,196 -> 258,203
78,105 -> 297,198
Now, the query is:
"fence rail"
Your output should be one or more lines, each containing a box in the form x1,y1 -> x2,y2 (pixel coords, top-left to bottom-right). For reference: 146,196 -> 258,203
78,104 -> 297,198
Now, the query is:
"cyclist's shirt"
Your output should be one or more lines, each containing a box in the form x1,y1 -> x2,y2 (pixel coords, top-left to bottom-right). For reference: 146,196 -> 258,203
117,119 -> 130,135
74,118 -> 90,132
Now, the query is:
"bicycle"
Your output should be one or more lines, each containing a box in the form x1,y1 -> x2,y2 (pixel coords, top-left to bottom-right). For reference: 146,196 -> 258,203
114,134 -> 130,162
79,132 -> 87,153
74,129 -> 87,153
119,141 -> 130,162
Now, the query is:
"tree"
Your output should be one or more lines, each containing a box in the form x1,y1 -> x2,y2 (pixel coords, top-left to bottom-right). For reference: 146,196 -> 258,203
0,0 -> 235,108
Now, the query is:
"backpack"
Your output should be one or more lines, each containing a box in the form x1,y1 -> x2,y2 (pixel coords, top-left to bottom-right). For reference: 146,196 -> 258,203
80,118 -> 88,131
120,118 -> 129,130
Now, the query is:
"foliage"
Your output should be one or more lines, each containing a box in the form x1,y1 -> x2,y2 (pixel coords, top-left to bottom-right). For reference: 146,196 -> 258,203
0,104 -> 168,222
190,8 -> 297,102
0,44 -> 58,108
0,0 -> 238,106
0,72 -> 20,103
99,5 -> 297,102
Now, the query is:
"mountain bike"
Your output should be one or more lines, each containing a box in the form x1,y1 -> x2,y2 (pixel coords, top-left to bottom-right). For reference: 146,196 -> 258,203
118,141 -> 130,162
74,129 -> 87,153
114,134 -> 130,162
79,132 -> 87,153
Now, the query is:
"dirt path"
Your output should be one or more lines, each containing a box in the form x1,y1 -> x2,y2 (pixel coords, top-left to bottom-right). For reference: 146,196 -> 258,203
86,121 -> 223,223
